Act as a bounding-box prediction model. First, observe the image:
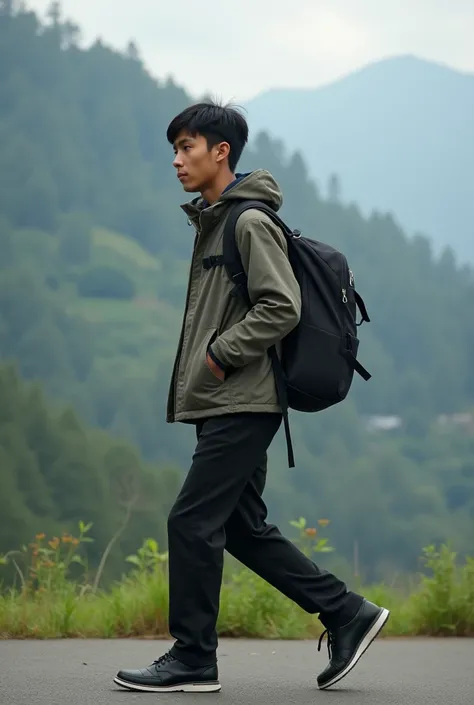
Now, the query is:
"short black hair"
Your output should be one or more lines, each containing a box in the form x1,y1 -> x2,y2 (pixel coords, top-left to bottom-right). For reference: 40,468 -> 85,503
166,101 -> 249,172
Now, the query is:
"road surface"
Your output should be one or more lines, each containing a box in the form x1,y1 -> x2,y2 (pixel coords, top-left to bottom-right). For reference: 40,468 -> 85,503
1,637 -> 473,704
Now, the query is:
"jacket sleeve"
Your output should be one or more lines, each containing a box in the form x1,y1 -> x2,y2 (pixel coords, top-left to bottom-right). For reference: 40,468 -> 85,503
209,213 -> 301,369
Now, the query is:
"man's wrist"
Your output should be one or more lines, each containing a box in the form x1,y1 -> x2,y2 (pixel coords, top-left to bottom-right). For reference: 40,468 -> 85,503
207,345 -> 226,372
206,352 -> 225,380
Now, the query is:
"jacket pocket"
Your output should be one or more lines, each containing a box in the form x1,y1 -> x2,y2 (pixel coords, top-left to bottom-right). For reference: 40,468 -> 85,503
182,327 -> 228,412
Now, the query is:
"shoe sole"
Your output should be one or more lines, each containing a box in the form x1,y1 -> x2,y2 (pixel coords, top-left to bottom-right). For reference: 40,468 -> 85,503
318,607 -> 390,690
114,676 -> 221,693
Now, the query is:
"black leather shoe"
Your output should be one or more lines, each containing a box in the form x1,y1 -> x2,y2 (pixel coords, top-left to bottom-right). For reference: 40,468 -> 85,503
114,651 -> 221,693
317,599 -> 390,690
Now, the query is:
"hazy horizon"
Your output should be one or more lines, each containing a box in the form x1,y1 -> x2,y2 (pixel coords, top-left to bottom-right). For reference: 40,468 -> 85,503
28,0 -> 474,101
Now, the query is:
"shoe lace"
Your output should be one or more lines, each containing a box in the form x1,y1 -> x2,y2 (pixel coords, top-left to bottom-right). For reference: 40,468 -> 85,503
153,652 -> 175,667
317,629 -> 335,658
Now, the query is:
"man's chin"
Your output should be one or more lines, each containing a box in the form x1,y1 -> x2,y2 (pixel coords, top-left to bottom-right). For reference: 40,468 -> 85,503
181,182 -> 199,193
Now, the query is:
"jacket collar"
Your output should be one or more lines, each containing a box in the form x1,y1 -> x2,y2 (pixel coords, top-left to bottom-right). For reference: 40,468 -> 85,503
180,173 -> 249,230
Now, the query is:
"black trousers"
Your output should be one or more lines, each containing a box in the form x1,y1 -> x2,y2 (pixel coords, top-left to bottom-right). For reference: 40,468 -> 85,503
168,412 -> 363,667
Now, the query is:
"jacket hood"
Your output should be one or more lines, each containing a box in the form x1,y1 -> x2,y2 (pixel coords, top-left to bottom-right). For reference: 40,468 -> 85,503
181,169 -> 283,226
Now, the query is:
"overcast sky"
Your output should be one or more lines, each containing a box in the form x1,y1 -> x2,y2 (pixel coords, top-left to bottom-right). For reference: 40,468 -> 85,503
30,0 -> 474,100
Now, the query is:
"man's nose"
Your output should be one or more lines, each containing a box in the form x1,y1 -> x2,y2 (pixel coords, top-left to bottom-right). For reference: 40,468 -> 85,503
173,154 -> 183,168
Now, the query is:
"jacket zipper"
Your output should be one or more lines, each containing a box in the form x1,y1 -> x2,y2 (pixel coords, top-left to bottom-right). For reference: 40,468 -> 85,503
169,229 -> 200,416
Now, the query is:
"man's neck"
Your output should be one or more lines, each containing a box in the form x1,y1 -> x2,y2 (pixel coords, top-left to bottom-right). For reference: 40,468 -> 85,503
201,171 -> 235,206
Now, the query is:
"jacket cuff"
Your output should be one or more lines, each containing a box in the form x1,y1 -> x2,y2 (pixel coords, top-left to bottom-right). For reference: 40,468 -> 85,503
207,344 -> 227,372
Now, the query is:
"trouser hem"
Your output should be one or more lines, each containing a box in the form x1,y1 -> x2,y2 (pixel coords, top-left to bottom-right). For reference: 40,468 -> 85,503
170,645 -> 217,669
319,592 -> 365,630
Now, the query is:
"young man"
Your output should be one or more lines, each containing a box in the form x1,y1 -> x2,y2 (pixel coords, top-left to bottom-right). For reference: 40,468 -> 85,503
114,102 -> 389,694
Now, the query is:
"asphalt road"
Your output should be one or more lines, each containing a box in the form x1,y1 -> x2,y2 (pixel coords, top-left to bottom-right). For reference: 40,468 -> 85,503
1,637 -> 473,705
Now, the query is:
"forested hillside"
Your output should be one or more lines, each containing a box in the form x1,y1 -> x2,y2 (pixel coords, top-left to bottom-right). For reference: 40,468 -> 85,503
0,360 -> 180,583
1,2 -> 473,582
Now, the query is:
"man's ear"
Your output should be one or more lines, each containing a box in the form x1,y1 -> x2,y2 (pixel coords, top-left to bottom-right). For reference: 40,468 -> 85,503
215,141 -> 231,164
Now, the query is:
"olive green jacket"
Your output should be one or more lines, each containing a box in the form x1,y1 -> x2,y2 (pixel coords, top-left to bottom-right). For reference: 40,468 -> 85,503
166,169 -> 301,423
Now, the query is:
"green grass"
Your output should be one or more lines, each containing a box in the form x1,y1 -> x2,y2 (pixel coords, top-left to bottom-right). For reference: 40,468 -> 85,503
68,297 -> 179,378
69,296 -> 179,331
54,224 -> 185,375
91,227 -> 160,271
1,527 -> 473,640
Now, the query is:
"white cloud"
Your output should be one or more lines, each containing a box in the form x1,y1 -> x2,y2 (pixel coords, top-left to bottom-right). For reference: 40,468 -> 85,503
28,0 -> 474,100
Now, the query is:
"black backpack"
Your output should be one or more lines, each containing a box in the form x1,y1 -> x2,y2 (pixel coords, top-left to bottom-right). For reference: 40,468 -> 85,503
204,200 -> 372,468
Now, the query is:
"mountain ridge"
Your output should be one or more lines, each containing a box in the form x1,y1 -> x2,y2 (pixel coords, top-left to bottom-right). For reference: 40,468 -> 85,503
245,55 -> 474,262
250,55 -> 473,98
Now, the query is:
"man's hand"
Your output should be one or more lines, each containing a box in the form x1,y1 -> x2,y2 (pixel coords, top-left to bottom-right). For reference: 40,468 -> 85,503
206,352 -> 225,381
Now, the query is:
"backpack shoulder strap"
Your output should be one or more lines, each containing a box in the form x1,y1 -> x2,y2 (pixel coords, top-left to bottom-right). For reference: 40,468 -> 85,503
222,199 -> 295,469
222,200 -> 293,307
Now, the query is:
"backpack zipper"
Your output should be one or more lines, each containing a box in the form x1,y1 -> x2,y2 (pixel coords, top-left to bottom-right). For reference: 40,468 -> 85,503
342,269 -> 355,302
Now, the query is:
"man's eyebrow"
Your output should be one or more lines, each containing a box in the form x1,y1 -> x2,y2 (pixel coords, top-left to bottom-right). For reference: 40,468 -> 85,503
174,137 -> 194,149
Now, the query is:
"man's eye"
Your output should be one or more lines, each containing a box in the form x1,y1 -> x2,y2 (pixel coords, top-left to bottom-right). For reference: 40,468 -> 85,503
184,146 -> 191,152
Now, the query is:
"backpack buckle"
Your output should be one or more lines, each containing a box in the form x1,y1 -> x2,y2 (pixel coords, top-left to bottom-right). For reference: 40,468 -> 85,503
202,255 -> 224,270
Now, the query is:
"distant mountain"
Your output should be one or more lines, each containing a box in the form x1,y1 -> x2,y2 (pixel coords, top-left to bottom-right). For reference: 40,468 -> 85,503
245,56 -> 474,263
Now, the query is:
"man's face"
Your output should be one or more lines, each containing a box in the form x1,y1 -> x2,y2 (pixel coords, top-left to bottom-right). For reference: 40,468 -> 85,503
172,130 -> 220,193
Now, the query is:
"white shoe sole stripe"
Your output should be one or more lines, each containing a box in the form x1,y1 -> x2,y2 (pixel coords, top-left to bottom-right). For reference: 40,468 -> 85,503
114,676 -> 221,693
318,607 -> 390,690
